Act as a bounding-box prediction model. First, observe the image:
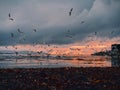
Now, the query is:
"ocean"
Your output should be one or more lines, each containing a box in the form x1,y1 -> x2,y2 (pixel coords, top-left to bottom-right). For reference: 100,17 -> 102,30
0,53 -> 119,68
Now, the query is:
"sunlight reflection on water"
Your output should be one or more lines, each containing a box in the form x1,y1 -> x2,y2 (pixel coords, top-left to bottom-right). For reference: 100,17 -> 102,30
0,54 -> 115,68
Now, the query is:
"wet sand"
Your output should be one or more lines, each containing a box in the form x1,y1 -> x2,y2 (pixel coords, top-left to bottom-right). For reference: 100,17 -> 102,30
0,67 -> 120,90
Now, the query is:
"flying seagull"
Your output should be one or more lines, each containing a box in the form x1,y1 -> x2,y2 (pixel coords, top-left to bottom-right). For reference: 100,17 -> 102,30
11,33 -> 14,38
8,13 -> 14,21
8,13 -> 11,18
81,21 -> 85,24
17,28 -> 24,33
111,31 -> 114,34
33,29 -> 37,32
67,30 -> 70,33
95,32 -> 97,35
69,8 -> 73,16
15,52 -> 18,55
9,18 -> 14,21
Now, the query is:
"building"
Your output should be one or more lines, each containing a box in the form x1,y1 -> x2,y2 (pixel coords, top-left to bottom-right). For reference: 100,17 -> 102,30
111,44 -> 120,58
111,58 -> 120,67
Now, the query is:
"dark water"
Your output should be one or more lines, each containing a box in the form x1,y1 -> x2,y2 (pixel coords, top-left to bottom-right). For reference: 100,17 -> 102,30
0,54 -> 119,68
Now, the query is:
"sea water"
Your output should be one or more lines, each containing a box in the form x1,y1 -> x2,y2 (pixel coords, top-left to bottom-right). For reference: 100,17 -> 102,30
0,53 -> 119,68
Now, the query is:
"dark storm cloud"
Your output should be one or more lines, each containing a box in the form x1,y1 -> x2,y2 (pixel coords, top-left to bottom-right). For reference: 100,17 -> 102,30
67,0 -> 120,40
0,0 -> 120,45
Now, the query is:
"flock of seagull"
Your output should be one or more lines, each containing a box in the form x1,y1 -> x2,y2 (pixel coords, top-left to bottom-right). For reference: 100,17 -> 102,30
9,8 -> 84,45
0,8 -> 116,58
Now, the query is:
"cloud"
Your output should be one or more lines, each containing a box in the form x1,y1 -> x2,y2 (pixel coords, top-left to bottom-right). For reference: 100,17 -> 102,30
66,0 -> 120,41
0,0 -> 120,45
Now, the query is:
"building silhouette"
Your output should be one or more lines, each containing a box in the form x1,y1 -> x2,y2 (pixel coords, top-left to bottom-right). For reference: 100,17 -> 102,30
111,44 -> 120,58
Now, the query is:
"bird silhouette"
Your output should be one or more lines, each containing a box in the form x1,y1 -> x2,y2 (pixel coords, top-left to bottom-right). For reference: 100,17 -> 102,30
17,28 -> 24,33
8,13 -> 14,21
69,8 -> 73,16
66,35 -> 73,38
15,52 -> 18,55
33,29 -> 37,32
111,31 -> 114,34
94,32 -> 97,35
67,30 -> 70,33
9,18 -> 14,21
8,13 -> 11,18
5,46 -> 8,49
81,21 -> 85,24
37,51 -> 43,54
11,33 -> 14,38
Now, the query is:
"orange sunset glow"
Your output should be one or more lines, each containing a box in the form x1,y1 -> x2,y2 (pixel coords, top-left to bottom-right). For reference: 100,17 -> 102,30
1,37 -> 120,56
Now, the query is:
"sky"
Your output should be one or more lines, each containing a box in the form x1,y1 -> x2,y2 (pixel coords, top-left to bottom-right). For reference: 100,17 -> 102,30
0,0 -> 120,55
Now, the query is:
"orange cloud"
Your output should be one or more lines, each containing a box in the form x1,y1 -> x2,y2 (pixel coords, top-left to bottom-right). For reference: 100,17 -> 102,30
1,36 -> 120,56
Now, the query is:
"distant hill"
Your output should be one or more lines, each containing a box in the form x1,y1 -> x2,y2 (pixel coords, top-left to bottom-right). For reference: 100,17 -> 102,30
91,50 -> 111,56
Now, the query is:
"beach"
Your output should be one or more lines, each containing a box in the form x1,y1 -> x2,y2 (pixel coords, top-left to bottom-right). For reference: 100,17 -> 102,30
0,67 -> 120,90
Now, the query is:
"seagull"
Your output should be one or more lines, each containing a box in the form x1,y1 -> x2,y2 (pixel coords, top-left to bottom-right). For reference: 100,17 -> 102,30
23,38 -> 26,41
37,51 -> 43,54
95,32 -> 97,35
66,35 -> 73,38
17,28 -> 24,33
81,21 -> 85,24
111,31 -> 114,34
33,29 -> 37,32
15,52 -> 18,56
8,13 -> 14,21
11,33 -> 14,38
5,46 -> 8,49
9,18 -> 14,21
8,13 -> 11,18
69,8 -> 73,16
67,30 -> 70,33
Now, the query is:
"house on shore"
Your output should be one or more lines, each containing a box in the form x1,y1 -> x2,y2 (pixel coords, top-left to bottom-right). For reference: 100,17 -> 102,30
111,44 -> 120,58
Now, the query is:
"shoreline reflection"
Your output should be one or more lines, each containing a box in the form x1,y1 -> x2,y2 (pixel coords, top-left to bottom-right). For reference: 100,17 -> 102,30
0,55 -> 113,68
